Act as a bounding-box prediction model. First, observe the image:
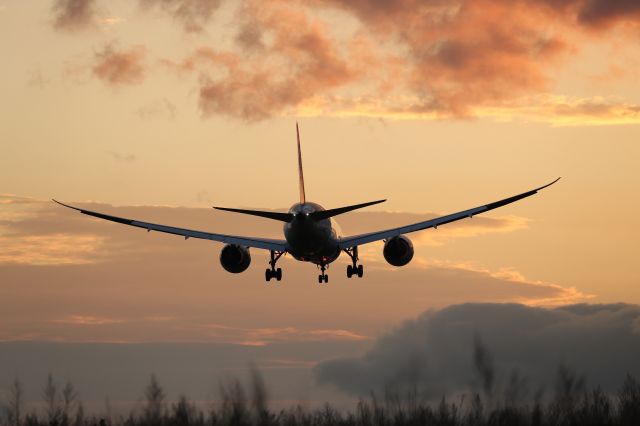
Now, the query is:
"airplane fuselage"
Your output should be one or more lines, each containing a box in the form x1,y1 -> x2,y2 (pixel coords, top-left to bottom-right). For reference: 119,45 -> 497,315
284,202 -> 341,265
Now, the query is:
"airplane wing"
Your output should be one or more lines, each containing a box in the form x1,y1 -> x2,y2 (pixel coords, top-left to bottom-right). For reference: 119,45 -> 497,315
53,200 -> 287,252
338,178 -> 560,249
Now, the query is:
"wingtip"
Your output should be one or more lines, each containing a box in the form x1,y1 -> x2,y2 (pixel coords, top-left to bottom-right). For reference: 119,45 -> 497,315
536,177 -> 561,192
52,199 -> 80,211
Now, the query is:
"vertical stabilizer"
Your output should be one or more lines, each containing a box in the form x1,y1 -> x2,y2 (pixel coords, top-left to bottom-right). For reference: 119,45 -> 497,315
296,122 -> 306,204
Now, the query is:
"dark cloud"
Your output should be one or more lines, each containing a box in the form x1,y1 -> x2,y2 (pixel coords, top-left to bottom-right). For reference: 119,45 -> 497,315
93,44 -> 146,85
314,303 -> 640,398
52,0 -> 96,31
575,0 -> 640,28
139,0 -> 223,32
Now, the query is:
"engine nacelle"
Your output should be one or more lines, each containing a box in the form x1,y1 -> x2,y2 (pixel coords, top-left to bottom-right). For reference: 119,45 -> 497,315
219,244 -> 251,273
383,235 -> 414,267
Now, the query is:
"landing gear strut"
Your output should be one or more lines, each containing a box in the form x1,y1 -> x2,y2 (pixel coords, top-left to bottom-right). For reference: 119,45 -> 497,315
318,263 -> 329,284
344,246 -> 364,278
265,250 -> 285,282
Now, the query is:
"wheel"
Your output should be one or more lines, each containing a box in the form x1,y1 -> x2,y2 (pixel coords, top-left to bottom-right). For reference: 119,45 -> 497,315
318,275 -> 323,283
324,274 -> 329,283
347,265 -> 353,278
265,269 -> 272,282
276,268 -> 282,281
357,264 -> 364,278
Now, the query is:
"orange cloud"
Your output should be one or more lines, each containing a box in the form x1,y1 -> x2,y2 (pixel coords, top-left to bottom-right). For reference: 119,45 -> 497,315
53,315 -> 125,325
0,233 -> 105,265
201,324 -> 369,346
188,2 -> 357,121
93,43 -> 146,86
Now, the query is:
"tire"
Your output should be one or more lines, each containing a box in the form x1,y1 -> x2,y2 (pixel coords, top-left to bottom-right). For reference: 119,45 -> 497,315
324,275 -> 329,283
318,275 -> 323,283
265,269 -> 272,281
347,265 -> 353,278
357,264 -> 364,278
276,268 -> 282,281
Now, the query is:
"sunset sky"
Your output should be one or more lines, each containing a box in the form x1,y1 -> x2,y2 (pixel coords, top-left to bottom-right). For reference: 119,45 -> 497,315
1,0 -> 640,413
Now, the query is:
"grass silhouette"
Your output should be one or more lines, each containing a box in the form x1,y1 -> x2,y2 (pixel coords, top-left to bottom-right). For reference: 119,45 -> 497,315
2,368 -> 640,426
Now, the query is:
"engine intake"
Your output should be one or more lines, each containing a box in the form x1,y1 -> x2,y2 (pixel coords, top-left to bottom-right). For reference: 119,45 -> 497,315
219,244 -> 251,273
383,235 -> 414,267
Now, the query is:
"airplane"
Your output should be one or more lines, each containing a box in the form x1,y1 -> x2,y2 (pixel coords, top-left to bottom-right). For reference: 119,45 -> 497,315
54,124 -> 560,284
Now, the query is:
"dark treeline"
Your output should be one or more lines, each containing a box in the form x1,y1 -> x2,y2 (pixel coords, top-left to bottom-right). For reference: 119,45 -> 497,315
2,368 -> 640,426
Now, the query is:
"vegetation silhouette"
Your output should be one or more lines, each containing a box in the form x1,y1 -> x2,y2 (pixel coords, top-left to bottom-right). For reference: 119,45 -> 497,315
2,340 -> 640,426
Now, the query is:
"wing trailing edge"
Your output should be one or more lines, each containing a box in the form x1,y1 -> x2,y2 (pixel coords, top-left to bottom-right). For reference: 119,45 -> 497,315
52,199 -> 288,251
338,177 -> 561,249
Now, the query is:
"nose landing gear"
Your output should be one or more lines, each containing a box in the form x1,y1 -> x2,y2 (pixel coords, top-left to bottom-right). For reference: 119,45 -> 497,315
344,246 -> 364,278
318,263 -> 329,283
265,250 -> 285,282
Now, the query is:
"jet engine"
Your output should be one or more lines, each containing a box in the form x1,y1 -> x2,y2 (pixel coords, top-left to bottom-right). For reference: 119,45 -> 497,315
383,235 -> 414,266
219,244 -> 251,273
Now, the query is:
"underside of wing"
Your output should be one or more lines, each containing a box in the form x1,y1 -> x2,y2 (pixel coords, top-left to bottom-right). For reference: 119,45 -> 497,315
339,178 -> 560,249
53,200 -> 287,252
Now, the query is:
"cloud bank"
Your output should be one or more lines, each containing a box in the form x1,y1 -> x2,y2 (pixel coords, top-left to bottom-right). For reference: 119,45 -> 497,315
0,196 -> 588,343
315,303 -> 640,398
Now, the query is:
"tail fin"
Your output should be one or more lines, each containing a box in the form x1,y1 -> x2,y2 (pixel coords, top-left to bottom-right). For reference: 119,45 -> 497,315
296,122 -> 306,204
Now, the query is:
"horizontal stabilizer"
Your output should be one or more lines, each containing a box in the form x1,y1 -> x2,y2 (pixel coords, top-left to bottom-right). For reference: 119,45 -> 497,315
310,199 -> 386,221
213,206 -> 293,222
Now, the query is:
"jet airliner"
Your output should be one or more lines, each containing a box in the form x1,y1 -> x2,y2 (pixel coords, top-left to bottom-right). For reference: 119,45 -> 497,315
54,124 -> 559,283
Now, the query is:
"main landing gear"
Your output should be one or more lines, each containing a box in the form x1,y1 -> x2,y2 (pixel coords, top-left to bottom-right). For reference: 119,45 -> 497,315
265,250 -> 285,282
318,264 -> 329,284
344,246 -> 364,278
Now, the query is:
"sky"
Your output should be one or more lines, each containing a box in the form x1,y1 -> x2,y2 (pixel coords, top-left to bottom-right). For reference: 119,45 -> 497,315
1,0 -> 640,415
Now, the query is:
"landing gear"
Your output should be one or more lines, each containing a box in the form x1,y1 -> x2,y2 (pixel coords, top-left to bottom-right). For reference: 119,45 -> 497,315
344,246 -> 364,278
265,267 -> 282,281
318,263 -> 329,284
265,250 -> 285,282
346,264 -> 364,278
